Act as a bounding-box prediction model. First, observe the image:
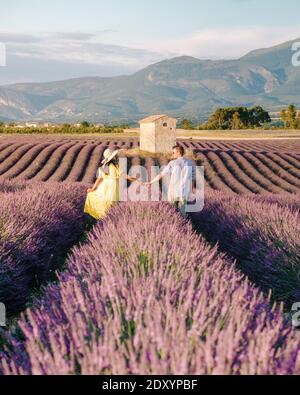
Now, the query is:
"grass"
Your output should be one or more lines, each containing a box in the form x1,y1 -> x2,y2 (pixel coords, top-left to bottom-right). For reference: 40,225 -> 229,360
119,148 -> 171,159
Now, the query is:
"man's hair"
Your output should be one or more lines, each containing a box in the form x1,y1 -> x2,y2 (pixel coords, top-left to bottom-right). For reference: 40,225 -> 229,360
172,145 -> 185,156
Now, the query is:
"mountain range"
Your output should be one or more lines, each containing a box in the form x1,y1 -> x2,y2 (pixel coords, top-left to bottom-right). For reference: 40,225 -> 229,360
0,38 -> 299,123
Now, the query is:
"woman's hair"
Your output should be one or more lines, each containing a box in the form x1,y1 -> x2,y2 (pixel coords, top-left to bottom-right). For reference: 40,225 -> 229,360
106,156 -> 119,167
100,156 -> 119,175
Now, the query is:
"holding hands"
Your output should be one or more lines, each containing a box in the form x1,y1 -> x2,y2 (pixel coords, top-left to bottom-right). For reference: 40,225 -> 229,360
134,179 -> 151,186
131,178 -> 151,186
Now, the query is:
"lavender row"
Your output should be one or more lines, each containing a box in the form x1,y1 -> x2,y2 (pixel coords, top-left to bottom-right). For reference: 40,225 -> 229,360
0,177 -> 28,193
1,202 -> 299,375
204,186 -> 300,212
251,192 -> 300,212
193,188 -> 300,307
0,180 -> 91,315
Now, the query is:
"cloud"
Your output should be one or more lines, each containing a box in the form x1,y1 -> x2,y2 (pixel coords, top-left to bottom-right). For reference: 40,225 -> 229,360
1,26 -> 300,85
0,54 -> 136,85
50,30 -> 117,41
0,31 -> 166,84
0,33 -> 41,43
4,26 -> 300,68
50,32 -> 96,41
6,32 -> 165,69
133,26 -> 300,59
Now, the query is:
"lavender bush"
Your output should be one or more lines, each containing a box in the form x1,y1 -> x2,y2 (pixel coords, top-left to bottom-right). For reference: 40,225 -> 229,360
0,177 -> 28,193
193,188 -> 300,307
1,203 -> 299,375
0,180 -> 92,315
251,192 -> 300,212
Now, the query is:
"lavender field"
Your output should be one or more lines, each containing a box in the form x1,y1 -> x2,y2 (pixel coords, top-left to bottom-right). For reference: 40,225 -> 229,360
0,136 -> 299,193
0,135 -> 299,375
1,203 -> 300,375
0,180 -> 92,315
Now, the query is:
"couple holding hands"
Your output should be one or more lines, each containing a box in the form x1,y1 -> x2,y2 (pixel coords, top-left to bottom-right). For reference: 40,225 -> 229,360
84,144 -> 195,220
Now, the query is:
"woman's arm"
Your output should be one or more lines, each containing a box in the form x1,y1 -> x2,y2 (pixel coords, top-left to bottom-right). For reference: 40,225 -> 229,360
87,177 -> 103,193
126,174 -> 138,182
119,172 -> 139,183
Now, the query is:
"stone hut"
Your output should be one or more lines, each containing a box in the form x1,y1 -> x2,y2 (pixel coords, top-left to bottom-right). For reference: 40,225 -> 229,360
139,114 -> 177,153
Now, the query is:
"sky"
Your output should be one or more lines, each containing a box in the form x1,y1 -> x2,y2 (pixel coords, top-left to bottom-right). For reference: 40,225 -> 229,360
1,0 -> 300,84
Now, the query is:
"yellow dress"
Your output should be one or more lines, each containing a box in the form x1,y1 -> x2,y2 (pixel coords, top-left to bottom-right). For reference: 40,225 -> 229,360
84,163 -> 121,220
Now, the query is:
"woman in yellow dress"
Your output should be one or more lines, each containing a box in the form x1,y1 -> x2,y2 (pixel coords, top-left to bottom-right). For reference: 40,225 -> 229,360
84,149 -> 138,220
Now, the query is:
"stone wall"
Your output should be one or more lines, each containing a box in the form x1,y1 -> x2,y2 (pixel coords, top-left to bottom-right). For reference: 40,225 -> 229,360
140,117 -> 176,153
140,122 -> 156,152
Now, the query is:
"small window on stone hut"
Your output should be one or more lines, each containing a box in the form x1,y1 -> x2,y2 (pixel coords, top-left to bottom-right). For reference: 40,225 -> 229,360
163,122 -> 168,127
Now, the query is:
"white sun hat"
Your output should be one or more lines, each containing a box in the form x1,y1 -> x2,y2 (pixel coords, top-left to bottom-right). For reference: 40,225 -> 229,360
101,149 -> 119,166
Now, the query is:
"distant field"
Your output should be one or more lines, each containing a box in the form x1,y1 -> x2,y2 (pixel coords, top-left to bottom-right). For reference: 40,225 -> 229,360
176,129 -> 300,140
2,129 -> 300,140
0,135 -> 299,194
0,132 -> 130,139
123,128 -> 300,140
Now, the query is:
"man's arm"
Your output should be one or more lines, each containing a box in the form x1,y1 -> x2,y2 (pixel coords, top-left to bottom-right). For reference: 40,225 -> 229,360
151,161 -> 172,184
143,161 -> 172,185
144,173 -> 164,185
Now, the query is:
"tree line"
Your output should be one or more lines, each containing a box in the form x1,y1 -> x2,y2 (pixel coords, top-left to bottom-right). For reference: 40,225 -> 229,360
0,121 -> 127,134
178,105 -> 300,130
280,105 -> 300,129
1,104 -> 300,133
